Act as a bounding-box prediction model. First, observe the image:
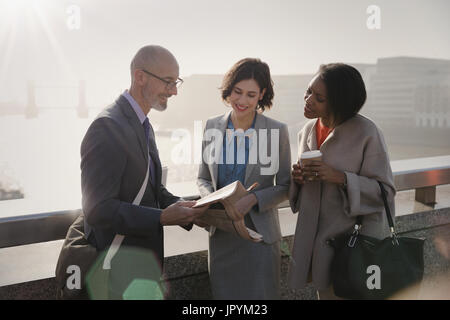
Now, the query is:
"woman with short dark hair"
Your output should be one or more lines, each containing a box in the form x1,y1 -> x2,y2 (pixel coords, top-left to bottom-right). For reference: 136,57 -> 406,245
314,63 -> 367,126
288,63 -> 396,299
220,58 -> 274,112
197,58 -> 291,299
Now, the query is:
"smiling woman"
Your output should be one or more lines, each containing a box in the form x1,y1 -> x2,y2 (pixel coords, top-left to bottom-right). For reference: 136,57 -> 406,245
197,58 -> 292,300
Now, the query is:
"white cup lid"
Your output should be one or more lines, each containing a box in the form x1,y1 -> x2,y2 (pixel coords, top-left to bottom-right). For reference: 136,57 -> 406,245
300,150 -> 322,159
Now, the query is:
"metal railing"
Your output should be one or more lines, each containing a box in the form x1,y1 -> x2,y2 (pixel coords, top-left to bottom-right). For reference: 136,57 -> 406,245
1,155 -> 449,249
391,155 -> 450,204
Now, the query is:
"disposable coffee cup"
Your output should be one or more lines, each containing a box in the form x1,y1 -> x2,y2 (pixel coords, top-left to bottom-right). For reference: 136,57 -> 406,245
300,150 -> 322,181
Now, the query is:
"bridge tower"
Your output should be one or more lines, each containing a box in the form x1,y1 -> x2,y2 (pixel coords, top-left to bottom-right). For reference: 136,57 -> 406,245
25,81 -> 38,118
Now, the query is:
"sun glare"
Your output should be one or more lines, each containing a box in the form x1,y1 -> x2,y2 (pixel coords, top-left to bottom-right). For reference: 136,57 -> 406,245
0,0 -> 74,85
1,0 -> 34,13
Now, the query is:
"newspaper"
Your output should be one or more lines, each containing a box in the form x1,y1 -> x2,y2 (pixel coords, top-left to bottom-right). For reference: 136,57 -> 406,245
194,181 -> 263,242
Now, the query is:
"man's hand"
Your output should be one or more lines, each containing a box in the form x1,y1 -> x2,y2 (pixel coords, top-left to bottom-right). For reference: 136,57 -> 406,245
160,201 -> 209,226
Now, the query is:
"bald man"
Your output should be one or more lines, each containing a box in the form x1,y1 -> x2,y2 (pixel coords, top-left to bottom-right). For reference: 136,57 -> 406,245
80,45 -> 207,299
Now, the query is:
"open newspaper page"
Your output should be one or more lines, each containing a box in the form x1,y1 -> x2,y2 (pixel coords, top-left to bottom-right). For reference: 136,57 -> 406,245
194,181 -> 263,242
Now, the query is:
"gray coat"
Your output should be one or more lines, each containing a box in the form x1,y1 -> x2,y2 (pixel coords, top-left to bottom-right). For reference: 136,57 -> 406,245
288,114 -> 396,290
197,111 -> 292,244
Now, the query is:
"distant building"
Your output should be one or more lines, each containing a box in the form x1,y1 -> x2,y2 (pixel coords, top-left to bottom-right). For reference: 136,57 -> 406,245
364,57 -> 450,128
0,173 -> 24,201
152,57 -> 450,133
415,73 -> 450,128
151,74 -> 224,131
269,74 -> 312,127
0,188 -> 24,201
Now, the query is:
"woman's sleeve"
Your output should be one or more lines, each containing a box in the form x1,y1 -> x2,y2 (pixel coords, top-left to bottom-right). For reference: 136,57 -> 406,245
252,123 -> 291,212
339,136 -> 396,218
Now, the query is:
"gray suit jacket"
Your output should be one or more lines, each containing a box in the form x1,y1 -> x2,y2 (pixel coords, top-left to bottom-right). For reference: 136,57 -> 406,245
81,95 -> 181,264
197,111 -> 291,244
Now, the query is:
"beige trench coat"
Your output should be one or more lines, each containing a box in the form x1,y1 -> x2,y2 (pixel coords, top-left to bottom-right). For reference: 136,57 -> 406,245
288,114 -> 396,290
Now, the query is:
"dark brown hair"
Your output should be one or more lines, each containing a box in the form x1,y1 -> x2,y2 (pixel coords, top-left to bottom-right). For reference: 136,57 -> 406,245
317,63 -> 367,126
221,58 -> 274,112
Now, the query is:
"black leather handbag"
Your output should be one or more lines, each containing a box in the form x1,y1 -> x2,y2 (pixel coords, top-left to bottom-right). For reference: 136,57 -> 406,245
329,181 -> 425,300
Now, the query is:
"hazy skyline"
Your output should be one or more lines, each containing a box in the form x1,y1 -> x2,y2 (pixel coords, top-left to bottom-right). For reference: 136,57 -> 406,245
1,0 -> 450,219
1,0 -> 450,106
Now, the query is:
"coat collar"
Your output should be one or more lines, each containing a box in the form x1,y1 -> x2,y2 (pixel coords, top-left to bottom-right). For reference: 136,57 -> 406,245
116,95 -> 161,194
306,118 -> 337,152
306,120 -> 319,151
210,111 -> 231,188
244,111 -> 266,184
117,94 -> 149,164
211,111 -> 266,188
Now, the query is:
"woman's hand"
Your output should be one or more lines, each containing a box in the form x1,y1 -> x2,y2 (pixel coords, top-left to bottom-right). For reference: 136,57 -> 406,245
235,193 -> 258,217
291,162 -> 305,185
301,160 -> 346,185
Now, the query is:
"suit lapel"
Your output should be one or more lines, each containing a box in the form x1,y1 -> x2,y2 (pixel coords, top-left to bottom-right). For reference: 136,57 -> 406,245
211,111 -> 230,190
306,119 -> 319,151
147,124 -> 162,189
117,95 -> 160,197
117,96 -> 149,164
320,129 -> 336,151
244,112 -> 264,185
309,119 -> 337,152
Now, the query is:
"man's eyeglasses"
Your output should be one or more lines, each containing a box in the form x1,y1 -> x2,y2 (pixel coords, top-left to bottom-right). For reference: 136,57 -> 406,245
141,69 -> 183,90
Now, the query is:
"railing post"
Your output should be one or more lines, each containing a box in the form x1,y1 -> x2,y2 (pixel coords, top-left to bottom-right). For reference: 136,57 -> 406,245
25,81 -> 38,118
415,186 -> 436,205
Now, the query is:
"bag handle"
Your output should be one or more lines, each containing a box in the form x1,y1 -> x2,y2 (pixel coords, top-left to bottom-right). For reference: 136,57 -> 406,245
102,146 -> 151,270
377,181 -> 395,231
352,181 -> 398,246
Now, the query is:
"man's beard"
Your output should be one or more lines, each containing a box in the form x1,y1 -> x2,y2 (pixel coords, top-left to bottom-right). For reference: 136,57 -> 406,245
151,101 -> 167,111
142,86 -> 168,112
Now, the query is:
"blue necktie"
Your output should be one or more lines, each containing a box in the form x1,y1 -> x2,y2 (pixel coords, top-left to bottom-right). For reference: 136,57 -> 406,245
143,118 -> 156,187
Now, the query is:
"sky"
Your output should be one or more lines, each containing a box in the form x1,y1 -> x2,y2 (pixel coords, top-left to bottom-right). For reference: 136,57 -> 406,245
0,0 -> 450,106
